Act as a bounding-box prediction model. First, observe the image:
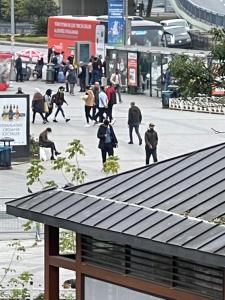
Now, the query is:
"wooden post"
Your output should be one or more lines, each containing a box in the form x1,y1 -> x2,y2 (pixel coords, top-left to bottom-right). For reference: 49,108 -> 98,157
76,233 -> 84,300
45,225 -> 59,300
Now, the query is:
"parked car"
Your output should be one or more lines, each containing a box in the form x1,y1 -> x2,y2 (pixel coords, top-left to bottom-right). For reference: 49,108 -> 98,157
160,19 -> 191,31
162,26 -> 192,48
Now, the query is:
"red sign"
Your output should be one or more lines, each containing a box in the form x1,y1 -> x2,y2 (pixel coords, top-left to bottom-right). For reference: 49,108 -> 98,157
48,16 -> 99,59
127,52 -> 138,87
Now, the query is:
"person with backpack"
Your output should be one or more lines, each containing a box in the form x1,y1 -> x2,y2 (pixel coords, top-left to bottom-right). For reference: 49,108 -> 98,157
97,119 -> 118,164
66,65 -> 77,95
106,82 -> 116,124
52,86 -> 70,123
32,88 -> 46,124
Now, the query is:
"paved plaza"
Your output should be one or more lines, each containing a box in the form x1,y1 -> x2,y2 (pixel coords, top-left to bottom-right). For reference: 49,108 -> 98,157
1,79 -> 225,197
1,77 -> 225,291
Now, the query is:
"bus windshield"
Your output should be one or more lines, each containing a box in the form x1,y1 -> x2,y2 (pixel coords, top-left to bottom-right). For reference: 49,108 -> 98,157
130,26 -> 163,47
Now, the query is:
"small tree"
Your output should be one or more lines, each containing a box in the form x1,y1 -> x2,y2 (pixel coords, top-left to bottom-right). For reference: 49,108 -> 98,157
103,155 -> 120,175
168,54 -> 213,97
0,240 -> 33,300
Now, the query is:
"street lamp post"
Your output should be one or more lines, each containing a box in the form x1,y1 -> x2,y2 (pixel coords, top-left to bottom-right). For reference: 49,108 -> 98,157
124,0 -> 129,46
10,0 -> 15,52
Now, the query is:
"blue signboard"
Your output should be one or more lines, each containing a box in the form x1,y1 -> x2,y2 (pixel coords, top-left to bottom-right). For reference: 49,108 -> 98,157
108,0 -> 125,45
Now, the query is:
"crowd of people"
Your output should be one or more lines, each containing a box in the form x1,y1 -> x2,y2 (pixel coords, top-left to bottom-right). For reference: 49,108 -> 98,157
15,49 -> 159,166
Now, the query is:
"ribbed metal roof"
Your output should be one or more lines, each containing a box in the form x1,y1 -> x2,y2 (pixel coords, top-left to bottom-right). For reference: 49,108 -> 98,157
6,142 -> 225,266
71,142 -> 225,222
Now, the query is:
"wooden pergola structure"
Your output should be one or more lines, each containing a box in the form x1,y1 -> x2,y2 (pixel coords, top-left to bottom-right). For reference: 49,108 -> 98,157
6,142 -> 225,300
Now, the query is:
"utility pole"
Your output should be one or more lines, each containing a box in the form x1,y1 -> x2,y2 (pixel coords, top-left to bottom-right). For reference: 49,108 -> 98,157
10,0 -> 15,52
124,0 -> 129,46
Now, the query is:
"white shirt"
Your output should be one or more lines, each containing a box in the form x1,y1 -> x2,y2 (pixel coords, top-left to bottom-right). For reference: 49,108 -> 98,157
98,91 -> 108,108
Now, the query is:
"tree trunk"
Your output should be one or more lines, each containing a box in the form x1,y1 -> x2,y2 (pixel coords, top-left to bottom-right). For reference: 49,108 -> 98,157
146,0 -> 153,17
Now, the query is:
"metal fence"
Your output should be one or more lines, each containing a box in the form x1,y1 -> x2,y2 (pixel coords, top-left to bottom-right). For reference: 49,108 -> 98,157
0,198 -> 36,234
0,22 -> 35,34
175,0 -> 225,28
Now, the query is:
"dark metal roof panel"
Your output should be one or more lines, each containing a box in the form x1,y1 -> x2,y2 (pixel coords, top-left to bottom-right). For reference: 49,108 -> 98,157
96,205 -> 141,230
55,195 -> 100,219
169,180 -> 225,215
139,214 -> 185,239
199,234 -> 225,253
68,198 -> 113,224
142,167 -> 225,211
123,210 -> 171,236
168,221 -> 217,247
108,209 -> 155,232
152,218 -> 201,243
94,145 -> 224,202
82,202 -> 125,227
183,225 -> 225,249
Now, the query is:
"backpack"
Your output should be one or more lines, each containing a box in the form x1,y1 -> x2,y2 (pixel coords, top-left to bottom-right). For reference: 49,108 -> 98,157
68,70 -> 76,83
111,91 -> 117,104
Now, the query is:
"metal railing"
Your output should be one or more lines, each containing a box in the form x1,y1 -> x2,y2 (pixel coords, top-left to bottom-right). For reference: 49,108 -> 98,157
175,0 -> 225,28
0,198 -> 35,234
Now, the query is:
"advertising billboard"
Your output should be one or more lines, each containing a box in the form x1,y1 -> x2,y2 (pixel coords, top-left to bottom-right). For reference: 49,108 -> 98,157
0,95 -> 30,159
108,0 -> 125,45
128,52 -> 138,86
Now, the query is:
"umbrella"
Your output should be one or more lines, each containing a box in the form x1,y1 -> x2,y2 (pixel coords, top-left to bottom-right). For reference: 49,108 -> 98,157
15,48 -> 44,58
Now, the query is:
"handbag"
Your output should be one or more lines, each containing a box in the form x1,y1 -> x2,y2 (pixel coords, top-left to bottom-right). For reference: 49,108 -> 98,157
44,101 -> 49,113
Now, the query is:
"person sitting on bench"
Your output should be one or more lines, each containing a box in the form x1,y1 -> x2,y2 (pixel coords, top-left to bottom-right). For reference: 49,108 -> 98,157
38,127 -> 61,160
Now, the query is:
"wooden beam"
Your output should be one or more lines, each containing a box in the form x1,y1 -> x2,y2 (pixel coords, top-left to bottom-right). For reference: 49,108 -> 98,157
45,225 -> 59,300
80,263 -> 212,300
49,255 -> 76,271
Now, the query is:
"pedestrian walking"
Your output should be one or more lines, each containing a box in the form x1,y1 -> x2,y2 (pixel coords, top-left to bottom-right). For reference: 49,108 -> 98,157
128,102 -> 142,145
66,65 -> 77,95
82,86 -> 95,127
44,89 -> 53,122
32,88 -> 46,124
145,122 -> 158,165
93,86 -> 108,124
78,61 -> 86,92
52,86 -> 70,123
110,69 -> 122,103
97,119 -> 118,164
87,58 -> 93,85
105,82 -> 116,124
15,54 -> 23,82
92,81 -> 100,120
38,127 -> 61,160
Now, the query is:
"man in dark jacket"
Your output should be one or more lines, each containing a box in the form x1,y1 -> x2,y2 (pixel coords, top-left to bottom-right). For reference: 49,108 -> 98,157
128,102 -> 142,145
97,119 -> 118,164
78,61 -> 86,92
145,122 -> 158,164
52,86 -> 70,123
39,127 -> 61,160
15,54 -> 23,82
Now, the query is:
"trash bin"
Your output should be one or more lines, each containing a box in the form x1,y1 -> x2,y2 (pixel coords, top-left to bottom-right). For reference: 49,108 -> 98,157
46,63 -> 55,83
0,146 -> 11,168
162,90 -> 173,108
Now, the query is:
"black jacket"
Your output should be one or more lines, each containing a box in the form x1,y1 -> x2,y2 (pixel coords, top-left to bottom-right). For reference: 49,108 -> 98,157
97,124 -> 118,149
128,105 -> 142,125
52,92 -> 68,106
145,129 -> 158,149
